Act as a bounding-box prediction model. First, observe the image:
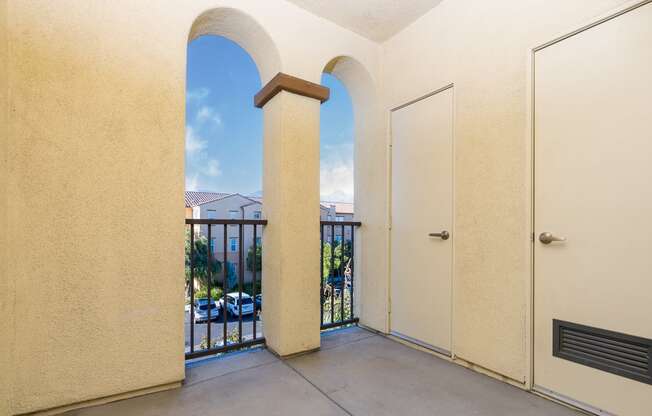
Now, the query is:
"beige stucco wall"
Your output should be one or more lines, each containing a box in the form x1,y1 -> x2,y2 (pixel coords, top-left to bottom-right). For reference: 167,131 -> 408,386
1,1 -> 10,414
381,0 -> 631,384
4,1 -> 381,414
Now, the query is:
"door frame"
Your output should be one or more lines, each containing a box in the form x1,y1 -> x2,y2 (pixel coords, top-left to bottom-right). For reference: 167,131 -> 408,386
387,83 -> 456,356
527,0 -> 652,410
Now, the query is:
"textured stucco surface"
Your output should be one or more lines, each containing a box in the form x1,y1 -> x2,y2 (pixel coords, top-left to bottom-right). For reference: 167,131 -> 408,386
262,92 -> 321,356
382,0 -> 631,383
4,1 -> 382,414
7,2 -> 187,413
1,1 -> 10,414
286,0 -> 443,41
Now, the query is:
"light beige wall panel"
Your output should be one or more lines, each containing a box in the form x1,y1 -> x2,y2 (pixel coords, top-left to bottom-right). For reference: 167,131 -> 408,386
0,1 -> 11,414
7,2 -> 188,413
5,0 -> 382,413
382,0 -> 630,382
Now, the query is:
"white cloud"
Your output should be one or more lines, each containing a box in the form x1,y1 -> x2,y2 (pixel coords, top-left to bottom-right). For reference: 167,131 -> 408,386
196,106 -> 222,126
320,144 -> 354,203
186,87 -> 210,103
203,159 -> 222,177
185,173 -> 199,191
185,126 -> 207,155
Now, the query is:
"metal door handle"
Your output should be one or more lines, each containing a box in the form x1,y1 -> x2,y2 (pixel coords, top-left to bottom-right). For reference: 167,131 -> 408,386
429,230 -> 450,240
539,232 -> 566,245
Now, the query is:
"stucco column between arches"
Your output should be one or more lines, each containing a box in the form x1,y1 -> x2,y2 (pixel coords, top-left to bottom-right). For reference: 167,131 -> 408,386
257,73 -> 329,357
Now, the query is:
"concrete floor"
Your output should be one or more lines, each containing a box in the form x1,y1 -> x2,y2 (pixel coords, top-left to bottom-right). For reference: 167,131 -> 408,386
66,327 -> 581,416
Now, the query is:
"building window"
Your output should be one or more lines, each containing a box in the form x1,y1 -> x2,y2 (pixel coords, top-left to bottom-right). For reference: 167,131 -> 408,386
334,235 -> 343,244
255,237 -> 262,246
229,210 -> 239,219
230,237 -> 238,252
207,209 -> 217,219
253,211 -> 262,219
336,216 -> 344,222
327,215 -> 333,221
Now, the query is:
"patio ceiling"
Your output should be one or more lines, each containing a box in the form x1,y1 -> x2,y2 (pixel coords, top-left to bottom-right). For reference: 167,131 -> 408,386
286,0 -> 444,41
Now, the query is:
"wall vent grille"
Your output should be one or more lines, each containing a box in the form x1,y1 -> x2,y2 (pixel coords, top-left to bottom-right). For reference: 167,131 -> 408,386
553,320 -> 652,385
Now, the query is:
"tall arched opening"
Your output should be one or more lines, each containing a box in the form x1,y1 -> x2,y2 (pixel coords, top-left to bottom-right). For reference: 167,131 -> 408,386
184,8 -> 280,359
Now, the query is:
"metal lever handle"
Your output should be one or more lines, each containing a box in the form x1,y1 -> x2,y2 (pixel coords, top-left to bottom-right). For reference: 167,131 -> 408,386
539,232 -> 566,245
429,230 -> 450,240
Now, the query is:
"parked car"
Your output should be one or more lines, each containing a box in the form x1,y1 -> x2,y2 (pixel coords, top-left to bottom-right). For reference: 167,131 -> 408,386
219,292 -> 255,317
254,294 -> 262,311
193,298 -> 220,323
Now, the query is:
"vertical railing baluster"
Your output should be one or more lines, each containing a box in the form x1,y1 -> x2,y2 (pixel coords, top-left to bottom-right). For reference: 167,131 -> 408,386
238,223 -> 244,344
207,224 -> 212,349
320,224 -> 324,327
350,224 -> 355,321
252,224 -> 257,340
223,224 -> 228,347
190,224 -> 195,353
330,224 -> 335,323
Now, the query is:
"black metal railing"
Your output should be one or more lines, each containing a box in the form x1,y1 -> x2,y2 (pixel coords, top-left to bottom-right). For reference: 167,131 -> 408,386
320,221 -> 361,330
185,218 -> 266,360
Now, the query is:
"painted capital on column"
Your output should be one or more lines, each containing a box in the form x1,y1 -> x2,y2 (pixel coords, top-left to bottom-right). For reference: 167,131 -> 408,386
254,72 -> 330,108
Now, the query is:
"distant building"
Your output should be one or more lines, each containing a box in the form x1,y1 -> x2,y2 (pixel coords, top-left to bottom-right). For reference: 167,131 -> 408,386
185,191 -> 354,283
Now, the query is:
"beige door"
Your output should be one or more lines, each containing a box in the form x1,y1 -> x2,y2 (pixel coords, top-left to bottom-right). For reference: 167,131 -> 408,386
534,3 -> 652,415
390,86 -> 453,355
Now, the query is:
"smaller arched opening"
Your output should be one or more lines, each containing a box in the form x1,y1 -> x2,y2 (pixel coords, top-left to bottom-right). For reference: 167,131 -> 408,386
319,56 -> 382,329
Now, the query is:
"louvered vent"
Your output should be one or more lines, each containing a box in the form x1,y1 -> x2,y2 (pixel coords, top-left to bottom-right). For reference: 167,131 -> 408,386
553,320 -> 652,385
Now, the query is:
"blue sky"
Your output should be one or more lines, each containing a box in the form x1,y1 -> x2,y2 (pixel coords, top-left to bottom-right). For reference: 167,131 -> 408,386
186,35 -> 354,202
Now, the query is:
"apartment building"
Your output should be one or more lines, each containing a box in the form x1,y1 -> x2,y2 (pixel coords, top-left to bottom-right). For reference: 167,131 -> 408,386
185,191 -> 354,282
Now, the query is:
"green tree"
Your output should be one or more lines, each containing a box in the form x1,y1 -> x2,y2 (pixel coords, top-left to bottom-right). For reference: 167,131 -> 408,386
185,228 -> 222,294
322,240 -> 352,281
246,244 -> 262,272
185,229 -> 241,296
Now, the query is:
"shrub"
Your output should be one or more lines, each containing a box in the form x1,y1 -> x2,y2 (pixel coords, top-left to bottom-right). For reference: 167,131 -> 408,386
193,287 -> 223,301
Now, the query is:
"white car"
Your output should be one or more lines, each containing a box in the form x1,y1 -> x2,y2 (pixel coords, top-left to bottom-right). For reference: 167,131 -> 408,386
193,299 -> 220,323
220,292 -> 255,317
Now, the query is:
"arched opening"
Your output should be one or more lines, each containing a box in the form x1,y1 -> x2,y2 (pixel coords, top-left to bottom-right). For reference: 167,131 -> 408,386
184,9 -> 280,359
319,70 -> 356,328
320,56 -> 384,330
